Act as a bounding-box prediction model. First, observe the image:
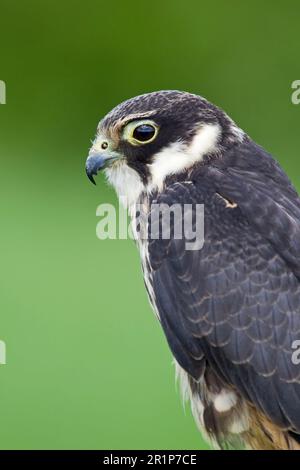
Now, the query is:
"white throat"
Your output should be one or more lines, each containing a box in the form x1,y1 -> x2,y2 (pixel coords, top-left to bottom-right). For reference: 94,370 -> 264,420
105,162 -> 144,214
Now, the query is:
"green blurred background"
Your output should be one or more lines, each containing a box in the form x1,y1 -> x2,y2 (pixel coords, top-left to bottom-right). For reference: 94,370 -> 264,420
0,0 -> 300,450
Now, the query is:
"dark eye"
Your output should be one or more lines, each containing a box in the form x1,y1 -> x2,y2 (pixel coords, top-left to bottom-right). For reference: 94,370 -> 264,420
133,124 -> 156,142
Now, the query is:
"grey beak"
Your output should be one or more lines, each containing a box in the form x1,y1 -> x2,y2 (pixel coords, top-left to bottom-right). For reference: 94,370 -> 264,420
85,153 -> 118,185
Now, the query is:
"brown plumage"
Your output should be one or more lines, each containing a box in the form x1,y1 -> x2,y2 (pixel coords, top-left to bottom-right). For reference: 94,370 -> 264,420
244,407 -> 300,450
186,368 -> 300,450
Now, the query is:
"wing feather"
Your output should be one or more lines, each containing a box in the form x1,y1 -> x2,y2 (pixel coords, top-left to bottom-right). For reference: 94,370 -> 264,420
148,142 -> 300,431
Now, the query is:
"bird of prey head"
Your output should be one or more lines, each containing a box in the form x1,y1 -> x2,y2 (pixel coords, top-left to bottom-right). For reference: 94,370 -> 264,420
86,91 -> 300,450
86,91 -> 243,203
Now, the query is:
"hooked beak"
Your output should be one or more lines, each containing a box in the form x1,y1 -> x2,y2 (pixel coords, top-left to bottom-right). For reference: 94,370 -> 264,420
85,152 -> 120,185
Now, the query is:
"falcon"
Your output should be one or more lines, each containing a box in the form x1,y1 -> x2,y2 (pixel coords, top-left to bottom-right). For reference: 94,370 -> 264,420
85,91 -> 300,450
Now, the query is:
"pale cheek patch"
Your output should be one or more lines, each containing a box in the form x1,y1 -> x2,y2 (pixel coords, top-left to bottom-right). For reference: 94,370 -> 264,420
148,123 -> 221,192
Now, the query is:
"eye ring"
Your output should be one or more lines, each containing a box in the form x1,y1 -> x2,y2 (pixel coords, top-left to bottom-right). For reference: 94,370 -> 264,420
123,120 -> 159,145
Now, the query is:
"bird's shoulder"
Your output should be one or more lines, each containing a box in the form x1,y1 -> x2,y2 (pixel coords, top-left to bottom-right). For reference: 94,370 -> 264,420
145,140 -> 300,433
148,138 -> 300,277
